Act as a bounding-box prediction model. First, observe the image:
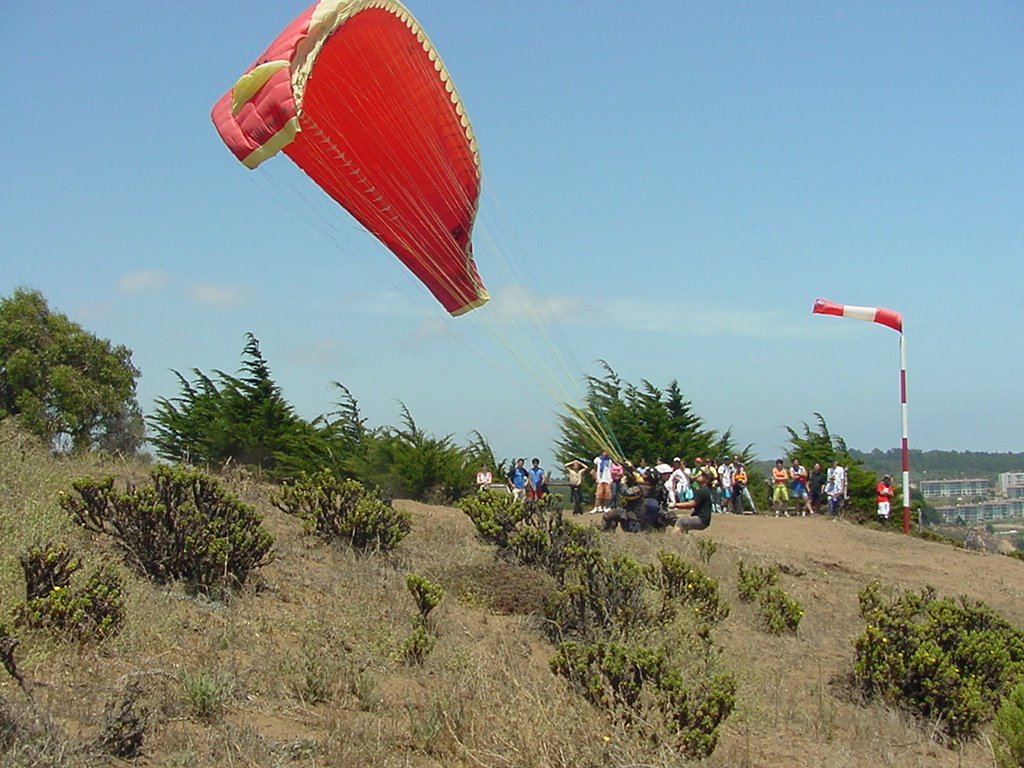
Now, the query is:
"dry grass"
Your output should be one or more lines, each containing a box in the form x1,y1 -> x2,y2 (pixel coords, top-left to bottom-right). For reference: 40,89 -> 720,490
1,423 -> 1022,766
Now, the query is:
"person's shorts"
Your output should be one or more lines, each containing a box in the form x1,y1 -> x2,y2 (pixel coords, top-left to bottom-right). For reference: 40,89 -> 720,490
596,482 -> 612,500
772,484 -> 790,502
791,484 -> 808,499
877,501 -> 890,518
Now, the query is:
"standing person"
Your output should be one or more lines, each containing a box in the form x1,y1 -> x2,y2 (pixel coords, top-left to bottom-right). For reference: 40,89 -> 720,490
527,458 -> 547,500
670,470 -> 714,532
789,458 -> 814,516
876,475 -> 894,521
718,458 -> 734,513
772,459 -> 790,516
475,464 -> 493,492
808,462 -> 827,514
610,460 -> 624,509
825,466 -> 844,516
592,450 -> 613,513
507,458 -> 529,501
731,460 -> 749,514
827,459 -> 847,515
669,457 -> 689,504
564,459 -> 588,515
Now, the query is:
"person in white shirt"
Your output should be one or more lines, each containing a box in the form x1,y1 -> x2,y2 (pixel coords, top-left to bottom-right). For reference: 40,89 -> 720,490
826,460 -> 847,516
592,450 -> 614,513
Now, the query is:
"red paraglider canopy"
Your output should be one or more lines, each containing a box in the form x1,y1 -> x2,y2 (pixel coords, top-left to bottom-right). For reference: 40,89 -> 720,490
211,0 -> 488,316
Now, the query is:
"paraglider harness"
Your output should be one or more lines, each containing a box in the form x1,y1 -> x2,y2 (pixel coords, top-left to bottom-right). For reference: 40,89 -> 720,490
616,475 -> 675,533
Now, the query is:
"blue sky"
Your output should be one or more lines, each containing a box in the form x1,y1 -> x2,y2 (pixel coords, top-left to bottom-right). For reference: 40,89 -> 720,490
2,1 -> 1022,469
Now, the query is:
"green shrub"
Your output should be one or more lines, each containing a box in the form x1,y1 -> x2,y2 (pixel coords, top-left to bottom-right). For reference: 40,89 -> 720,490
508,526 -> 550,567
61,465 -> 273,593
13,561 -> 125,642
647,551 -> 729,629
852,581 -> 1024,742
401,575 -> 444,665
550,639 -> 736,759
401,624 -> 437,665
18,542 -> 80,601
457,489 -> 525,550
756,586 -> 803,635
995,682 -> 1024,768
694,537 -> 718,564
275,470 -> 411,553
736,559 -> 778,602
544,553 -> 653,643
406,574 -> 444,626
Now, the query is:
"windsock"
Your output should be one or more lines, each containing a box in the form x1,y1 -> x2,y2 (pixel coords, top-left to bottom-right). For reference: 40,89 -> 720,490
812,298 -> 903,333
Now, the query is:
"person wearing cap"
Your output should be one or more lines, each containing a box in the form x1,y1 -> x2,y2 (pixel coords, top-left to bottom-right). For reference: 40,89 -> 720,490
670,469 -> 714,533
876,474 -> 894,521
564,459 -> 588,515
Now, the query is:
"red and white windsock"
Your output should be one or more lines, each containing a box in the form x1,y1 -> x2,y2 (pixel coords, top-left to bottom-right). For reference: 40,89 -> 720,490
812,296 -> 913,532
812,298 -> 903,333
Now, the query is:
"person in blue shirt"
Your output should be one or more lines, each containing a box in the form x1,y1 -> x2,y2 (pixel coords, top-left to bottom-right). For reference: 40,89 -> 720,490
506,458 -> 529,501
527,458 -> 547,499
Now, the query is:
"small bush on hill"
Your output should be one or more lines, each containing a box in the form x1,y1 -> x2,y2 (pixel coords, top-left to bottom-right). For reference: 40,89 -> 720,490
402,574 -> 444,665
18,542 -> 80,601
61,465 -> 273,594
756,586 -> 803,635
995,681 -> 1024,768
544,552 -> 653,643
273,470 -> 411,553
458,490 -> 527,550
550,639 -> 737,759
646,551 -> 729,631
852,581 -> 1024,742
13,555 -> 125,643
736,559 -> 778,602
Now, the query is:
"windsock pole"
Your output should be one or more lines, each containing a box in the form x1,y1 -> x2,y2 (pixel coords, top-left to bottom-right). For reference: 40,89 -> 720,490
898,332 -> 911,533
812,298 -> 912,532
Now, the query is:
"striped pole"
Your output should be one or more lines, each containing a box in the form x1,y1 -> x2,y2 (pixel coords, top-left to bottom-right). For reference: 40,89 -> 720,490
898,332 -> 911,533
812,298 -> 912,532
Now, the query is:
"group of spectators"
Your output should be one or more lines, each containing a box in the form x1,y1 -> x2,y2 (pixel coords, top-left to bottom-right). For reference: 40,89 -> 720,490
583,452 -> 755,516
474,451 -> 866,534
769,457 -> 849,517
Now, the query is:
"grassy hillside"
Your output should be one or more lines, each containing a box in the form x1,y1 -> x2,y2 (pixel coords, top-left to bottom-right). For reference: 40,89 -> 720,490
2,420 -> 1023,767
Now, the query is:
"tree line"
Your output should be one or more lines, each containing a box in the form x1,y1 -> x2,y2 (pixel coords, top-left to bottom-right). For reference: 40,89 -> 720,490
1,288 -> 893,512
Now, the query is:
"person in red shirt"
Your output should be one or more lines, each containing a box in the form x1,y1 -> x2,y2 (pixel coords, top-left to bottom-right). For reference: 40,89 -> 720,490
876,475 -> 894,521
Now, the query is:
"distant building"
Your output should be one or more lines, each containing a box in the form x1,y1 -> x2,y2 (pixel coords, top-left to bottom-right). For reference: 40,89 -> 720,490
998,471 -> 1024,498
919,478 -> 989,500
934,499 -> 1024,524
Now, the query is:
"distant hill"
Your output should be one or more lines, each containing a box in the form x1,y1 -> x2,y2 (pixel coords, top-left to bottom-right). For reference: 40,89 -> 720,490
849,448 -> 1024,482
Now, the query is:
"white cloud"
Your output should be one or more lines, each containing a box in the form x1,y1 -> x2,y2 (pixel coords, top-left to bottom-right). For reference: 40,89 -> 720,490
186,282 -> 253,308
117,269 -> 170,295
287,338 -> 345,367
485,284 -> 810,339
